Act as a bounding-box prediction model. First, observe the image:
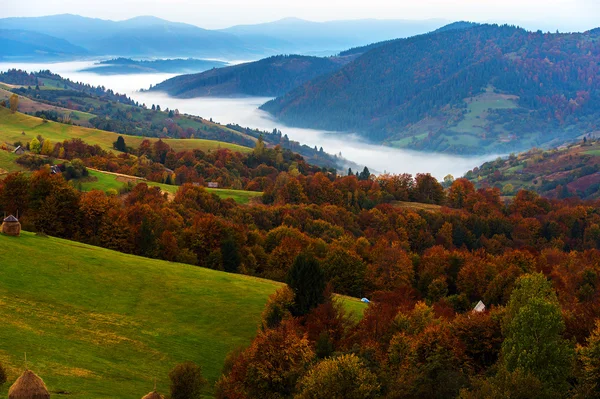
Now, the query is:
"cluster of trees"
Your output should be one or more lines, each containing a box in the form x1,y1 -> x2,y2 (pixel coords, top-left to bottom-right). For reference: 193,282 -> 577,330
5,161 -> 600,299
18,135 -> 446,209
0,69 -> 38,85
262,25 -> 600,154
216,269 -> 597,398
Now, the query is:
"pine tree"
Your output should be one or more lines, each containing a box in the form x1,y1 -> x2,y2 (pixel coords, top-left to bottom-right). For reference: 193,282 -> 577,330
286,252 -> 326,316
114,136 -> 127,152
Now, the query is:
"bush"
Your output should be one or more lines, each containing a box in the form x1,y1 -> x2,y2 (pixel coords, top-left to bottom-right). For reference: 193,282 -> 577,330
169,361 -> 207,399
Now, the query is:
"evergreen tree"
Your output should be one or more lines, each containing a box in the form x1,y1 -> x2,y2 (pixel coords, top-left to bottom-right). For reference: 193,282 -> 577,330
286,252 -> 326,316
221,236 -> 241,273
359,166 -> 371,180
114,136 -> 127,152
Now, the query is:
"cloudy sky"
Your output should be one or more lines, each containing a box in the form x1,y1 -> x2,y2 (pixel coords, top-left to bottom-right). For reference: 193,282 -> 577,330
3,0 -> 599,31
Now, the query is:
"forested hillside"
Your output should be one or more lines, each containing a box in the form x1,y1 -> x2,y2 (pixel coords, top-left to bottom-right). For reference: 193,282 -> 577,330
469,137 -> 600,200
151,55 -> 350,98
262,24 -> 600,155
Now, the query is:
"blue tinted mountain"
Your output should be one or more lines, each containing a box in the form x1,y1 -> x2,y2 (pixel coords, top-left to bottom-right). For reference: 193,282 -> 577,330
151,55 -> 351,97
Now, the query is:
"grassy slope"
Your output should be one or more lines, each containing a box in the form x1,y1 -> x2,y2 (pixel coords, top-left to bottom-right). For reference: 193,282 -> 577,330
0,88 -> 96,126
0,232 -> 365,398
80,170 -> 263,204
0,150 -> 23,175
0,108 -> 252,154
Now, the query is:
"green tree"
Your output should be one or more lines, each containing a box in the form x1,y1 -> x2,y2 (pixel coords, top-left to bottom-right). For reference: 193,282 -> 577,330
503,183 -> 515,195
169,361 -> 207,399
322,247 -> 365,297
221,236 -> 241,273
358,166 -> 371,181
576,320 -> 600,397
41,138 -> 53,156
295,354 -> 380,399
114,136 -> 127,152
286,252 -> 326,316
502,274 -> 574,393
254,135 -> 266,157
9,93 -> 18,113
29,137 -> 42,154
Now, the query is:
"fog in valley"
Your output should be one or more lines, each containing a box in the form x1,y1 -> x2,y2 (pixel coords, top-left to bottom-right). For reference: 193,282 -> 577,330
0,61 -> 497,179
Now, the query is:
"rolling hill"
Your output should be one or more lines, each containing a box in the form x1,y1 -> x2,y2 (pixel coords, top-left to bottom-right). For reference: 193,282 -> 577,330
0,107 -> 252,154
261,24 -> 600,155
0,232 -> 365,398
151,54 -> 350,98
468,138 -> 600,200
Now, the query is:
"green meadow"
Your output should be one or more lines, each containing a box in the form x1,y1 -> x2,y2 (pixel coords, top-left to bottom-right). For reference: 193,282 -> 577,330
0,232 -> 365,398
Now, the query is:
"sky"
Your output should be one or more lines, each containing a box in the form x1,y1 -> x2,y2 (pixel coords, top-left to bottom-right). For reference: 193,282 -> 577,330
2,0 -> 599,31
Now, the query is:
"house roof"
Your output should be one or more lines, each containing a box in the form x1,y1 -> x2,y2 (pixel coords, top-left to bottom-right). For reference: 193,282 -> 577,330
12,146 -> 22,152
3,215 -> 18,222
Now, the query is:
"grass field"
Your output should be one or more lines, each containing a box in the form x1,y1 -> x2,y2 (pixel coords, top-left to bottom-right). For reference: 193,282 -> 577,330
0,232 -> 365,398
0,108 -> 252,154
0,150 -> 23,175
78,170 -> 263,204
391,201 -> 443,211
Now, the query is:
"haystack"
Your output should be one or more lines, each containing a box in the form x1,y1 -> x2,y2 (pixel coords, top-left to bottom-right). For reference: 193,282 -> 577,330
2,215 -> 21,236
8,370 -> 50,399
141,390 -> 165,399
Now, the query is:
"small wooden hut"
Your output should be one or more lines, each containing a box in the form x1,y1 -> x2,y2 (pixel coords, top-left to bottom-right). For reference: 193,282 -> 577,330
2,215 -> 21,236
8,370 -> 50,399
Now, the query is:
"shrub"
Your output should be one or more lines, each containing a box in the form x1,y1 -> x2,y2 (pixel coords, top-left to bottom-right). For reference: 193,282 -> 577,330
169,361 -> 207,399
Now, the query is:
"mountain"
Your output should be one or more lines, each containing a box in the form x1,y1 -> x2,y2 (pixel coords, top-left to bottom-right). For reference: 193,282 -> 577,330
338,21 -> 479,57
0,14 -> 256,58
0,29 -> 88,60
151,54 -> 351,97
0,14 -> 451,60
81,58 -> 228,75
261,24 -> 600,155
220,17 -> 449,54
433,21 -> 479,33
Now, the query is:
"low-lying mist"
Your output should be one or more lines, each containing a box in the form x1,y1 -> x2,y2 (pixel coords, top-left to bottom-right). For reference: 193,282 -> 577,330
0,61 -> 497,179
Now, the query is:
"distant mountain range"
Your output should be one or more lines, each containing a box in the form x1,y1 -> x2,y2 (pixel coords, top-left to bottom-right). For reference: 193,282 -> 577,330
218,17 -> 448,54
0,29 -> 89,60
261,24 -> 600,155
150,54 -> 353,97
0,14 -> 449,60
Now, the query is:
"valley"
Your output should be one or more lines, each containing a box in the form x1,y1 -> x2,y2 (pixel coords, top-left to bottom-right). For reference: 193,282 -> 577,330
2,7 -> 600,399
